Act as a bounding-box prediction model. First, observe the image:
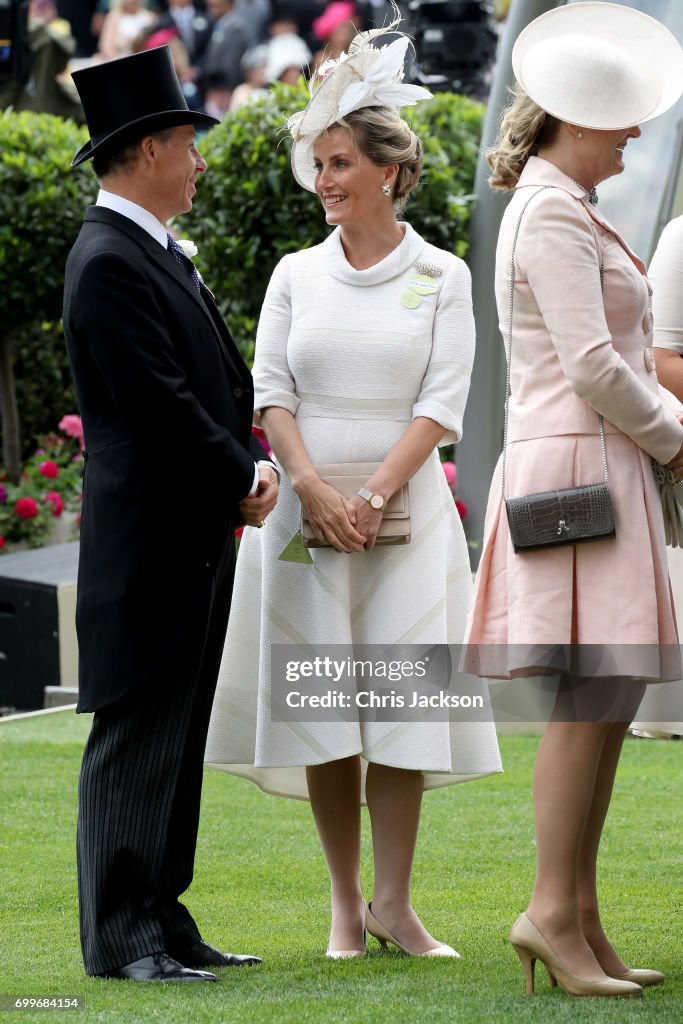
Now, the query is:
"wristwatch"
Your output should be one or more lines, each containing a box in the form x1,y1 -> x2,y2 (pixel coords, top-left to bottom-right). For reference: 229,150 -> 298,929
357,487 -> 386,511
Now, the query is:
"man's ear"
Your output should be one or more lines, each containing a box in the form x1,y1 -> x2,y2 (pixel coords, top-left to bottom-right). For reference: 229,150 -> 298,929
139,135 -> 158,167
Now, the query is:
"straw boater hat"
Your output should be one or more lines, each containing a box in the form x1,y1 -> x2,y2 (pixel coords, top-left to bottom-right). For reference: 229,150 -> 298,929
288,12 -> 432,192
70,46 -> 218,168
512,1 -> 683,131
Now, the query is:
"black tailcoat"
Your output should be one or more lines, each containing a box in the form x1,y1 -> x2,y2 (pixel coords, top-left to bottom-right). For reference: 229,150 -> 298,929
63,205 -> 270,973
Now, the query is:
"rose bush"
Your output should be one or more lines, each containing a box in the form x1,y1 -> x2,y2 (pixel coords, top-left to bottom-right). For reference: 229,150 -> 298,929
0,414 -> 84,550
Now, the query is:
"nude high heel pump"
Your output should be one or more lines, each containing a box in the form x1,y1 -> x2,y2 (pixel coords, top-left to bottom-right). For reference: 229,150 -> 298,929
509,914 -> 642,998
365,903 -> 460,958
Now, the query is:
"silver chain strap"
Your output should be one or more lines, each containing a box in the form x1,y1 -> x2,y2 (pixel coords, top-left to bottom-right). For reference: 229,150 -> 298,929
501,186 -> 608,498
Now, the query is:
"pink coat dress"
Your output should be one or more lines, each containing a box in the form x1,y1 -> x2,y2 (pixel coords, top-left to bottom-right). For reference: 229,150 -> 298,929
465,157 -> 683,681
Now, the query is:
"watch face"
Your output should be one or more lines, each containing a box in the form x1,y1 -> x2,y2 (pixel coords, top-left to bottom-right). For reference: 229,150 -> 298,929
370,494 -> 384,510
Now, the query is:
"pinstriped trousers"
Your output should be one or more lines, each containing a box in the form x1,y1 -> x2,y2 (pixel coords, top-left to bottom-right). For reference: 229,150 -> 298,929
77,546 -> 236,976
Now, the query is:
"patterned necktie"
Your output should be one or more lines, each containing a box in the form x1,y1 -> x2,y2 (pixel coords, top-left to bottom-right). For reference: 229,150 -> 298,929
167,234 -> 201,292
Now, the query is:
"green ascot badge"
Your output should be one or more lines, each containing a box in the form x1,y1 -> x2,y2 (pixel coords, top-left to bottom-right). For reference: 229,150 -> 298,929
408,274 -> 439,295
278,531 -> 314,564
401,290 -> 421,309
401,267 -> 443,309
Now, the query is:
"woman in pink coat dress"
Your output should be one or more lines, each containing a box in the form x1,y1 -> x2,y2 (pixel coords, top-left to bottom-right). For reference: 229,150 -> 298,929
465,2 -> 683,999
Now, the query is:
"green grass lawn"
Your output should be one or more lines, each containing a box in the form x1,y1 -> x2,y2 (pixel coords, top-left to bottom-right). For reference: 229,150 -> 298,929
1,710 -> 681,1023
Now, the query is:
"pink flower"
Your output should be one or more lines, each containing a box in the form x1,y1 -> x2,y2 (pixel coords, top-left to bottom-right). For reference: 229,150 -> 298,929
59,414 -> 83,438
39,460 -> 59,479
45,491 -> 64,517
442,461 -> 457,490
59,414 -> 85,449
455,499 -> 468,520
0,536 -> 5,548
16,497 -> 39,519
235,526 -> 244,539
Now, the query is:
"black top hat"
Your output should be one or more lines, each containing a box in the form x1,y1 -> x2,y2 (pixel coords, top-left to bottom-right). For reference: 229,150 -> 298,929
71,46 -> 219,168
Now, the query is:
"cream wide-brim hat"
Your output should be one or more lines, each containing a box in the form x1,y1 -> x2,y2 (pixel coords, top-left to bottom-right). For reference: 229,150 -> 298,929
512,1 -> 683,131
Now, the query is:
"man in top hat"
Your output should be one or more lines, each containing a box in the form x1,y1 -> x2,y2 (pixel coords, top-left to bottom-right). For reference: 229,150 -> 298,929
63,45 -> 278,982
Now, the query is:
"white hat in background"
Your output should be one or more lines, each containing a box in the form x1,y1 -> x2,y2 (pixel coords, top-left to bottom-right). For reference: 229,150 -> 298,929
265,33 -> 312,84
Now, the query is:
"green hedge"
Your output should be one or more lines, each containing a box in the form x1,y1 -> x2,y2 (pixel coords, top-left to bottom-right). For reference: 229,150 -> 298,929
0,109 -> 95,462
182,83 -> 484,363
0,109 -> 95,335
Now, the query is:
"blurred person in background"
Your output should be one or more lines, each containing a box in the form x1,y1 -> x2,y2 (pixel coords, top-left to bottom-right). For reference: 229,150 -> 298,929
153,0 -> 212,64
98,0 -> 156,60
0,0 -> 83,118
310,1 -> 360,76
263,29 -> 310,84
200,0 -> 249,116
57,0 -> 100,56
228,42 -> 268,108
268,0 -> 319,50
235,0 -> 271,46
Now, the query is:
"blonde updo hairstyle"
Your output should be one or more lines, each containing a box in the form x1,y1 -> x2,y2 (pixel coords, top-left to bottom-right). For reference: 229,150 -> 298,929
487,83 -> 560,191
332,105 -> 423,210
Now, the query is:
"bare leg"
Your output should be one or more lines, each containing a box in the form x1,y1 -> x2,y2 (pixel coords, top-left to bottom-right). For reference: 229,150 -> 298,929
306,756 -> 365,952
526,718 -> 613,979
526,677 -> 644,979
365,762 -> 442,953
578,683 -> 646,973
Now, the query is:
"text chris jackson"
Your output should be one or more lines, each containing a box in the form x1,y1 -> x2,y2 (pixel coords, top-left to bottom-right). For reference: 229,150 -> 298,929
284,690 -> 485,709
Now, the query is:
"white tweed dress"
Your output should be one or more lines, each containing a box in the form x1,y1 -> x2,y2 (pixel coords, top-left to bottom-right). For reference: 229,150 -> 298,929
204,222 -> 503,800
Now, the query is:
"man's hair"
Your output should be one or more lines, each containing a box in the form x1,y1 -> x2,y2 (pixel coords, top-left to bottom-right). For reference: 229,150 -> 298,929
92,127 -> 178,181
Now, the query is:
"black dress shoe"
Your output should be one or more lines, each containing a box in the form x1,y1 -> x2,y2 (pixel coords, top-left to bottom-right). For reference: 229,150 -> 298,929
170,940 -> 262,968
105,952 -> 217,982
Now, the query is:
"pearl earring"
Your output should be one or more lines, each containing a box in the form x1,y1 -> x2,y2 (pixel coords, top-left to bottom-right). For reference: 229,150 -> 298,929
381,184 -> 391,196
577,131 -> 583,139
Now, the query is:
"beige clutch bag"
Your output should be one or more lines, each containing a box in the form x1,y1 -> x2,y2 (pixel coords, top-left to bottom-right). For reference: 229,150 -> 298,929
300,462 -> 411,548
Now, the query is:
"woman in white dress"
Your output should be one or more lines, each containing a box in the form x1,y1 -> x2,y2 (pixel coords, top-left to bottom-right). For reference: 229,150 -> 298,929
639,215 -> 683,736
205,23 -> 502,959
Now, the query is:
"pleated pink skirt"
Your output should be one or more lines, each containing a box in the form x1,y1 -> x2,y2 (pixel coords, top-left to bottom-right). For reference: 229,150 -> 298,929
464,432 -> 681,681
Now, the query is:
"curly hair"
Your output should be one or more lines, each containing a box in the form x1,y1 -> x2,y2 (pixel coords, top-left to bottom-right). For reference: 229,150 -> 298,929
486,83 -> 560,191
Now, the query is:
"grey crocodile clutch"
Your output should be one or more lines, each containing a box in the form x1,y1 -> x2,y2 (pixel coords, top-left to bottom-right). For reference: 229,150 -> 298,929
505,482 -> 615,553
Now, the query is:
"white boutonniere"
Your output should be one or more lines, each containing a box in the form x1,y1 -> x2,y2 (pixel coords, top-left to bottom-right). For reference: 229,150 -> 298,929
177,239 -> 198,260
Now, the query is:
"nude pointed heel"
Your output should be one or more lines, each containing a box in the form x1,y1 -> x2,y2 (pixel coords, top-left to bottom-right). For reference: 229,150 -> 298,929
511,943 -> 537,995
365,903 -> 460,958
509,914 -> 642,998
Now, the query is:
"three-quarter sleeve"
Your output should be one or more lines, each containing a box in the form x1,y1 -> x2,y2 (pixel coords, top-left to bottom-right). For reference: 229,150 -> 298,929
252,255 -> 300,416
411,258 -> 475,445
649,216 -> 683,353
521,190 -> 683,466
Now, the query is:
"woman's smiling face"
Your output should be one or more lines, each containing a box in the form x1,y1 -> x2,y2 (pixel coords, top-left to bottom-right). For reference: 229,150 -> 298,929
313,126 -> 396,226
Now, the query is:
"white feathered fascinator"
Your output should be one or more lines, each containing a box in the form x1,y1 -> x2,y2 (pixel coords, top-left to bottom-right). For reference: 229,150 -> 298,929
287,10 -> 432,191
